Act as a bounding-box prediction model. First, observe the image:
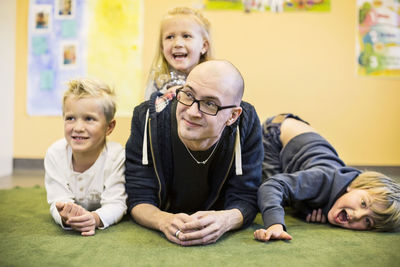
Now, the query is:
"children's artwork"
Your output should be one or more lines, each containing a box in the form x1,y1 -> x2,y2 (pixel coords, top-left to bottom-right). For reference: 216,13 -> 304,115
86,0 -> 143,117
60,41 -> 77,69
27,0 -> 143,116
357,0 -> 400,77
55,0 -> 75,19
33,4 -> 52,33
203,0 -> 330,12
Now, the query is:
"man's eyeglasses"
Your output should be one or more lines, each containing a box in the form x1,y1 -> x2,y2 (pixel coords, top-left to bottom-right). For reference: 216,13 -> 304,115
176,87 -> 237,116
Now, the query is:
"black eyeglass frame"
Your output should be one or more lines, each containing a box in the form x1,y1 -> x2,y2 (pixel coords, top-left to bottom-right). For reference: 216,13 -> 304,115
176,87 -> 237,116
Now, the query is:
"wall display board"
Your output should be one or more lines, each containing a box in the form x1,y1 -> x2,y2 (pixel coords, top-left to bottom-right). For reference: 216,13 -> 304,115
27,0 -> 143,116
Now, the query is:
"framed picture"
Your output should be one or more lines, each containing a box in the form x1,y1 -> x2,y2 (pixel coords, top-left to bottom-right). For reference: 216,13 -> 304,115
55,0 -> 76,19
32,5 -> 52,33
60,41 -> 78,69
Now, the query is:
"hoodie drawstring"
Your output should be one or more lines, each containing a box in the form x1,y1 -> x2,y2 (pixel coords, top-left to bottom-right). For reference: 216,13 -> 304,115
142,109 -> 149,165
142,110 -> 242,176
235,125 -> 242,175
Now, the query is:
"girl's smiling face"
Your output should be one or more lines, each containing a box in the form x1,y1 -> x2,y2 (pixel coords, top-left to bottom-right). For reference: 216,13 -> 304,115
328,188 -> 377,230
161,14 -> 208,75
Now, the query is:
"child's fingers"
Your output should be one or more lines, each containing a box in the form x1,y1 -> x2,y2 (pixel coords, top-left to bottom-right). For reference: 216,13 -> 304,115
69,218 -> 96,233
311,209 -> 317,221
68,213 -> 96,232
307,209 -> 326,223
166,85 -> 180,95
72,204 -> 87,217
69,220 -> 94,229
75,225 -> 95,232
69,204 -> 82,217
81,229 -> 95,236
67,213 -> 94,225
58,202 -> 73,219
55,202 -> 65,212
279,231 -> 292,240
254,227 -> 291,242
316,209 -> 322,222
77,205 -> 87,216
321,214 -> 327,223
63,202 -> 74,215
254,229 -> 267,241
264,230 -> 274,241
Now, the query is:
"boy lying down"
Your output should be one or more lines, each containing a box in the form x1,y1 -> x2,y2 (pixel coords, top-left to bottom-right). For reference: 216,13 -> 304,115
255,114 -> 400,241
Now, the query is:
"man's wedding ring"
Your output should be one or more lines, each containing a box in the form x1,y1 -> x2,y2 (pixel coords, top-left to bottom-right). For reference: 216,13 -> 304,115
175,229 -> 181,238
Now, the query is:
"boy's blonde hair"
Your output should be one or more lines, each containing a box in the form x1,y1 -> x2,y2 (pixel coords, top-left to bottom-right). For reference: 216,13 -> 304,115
349,171 -> 400,232
149,6 -> 214,89
62,78 -> 116,123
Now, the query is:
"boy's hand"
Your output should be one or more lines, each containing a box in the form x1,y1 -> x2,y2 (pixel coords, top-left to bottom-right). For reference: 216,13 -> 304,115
254,224 -> 292,242
306,209 -> 327,224
56,202 -> 85,226
56,202 -> 100,236
67,211 -> 97,236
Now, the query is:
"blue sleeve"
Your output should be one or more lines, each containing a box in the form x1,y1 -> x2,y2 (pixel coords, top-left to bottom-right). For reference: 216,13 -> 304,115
125,102 -> 160,213
224,103 -> 263,228
258,167 -> 336,230
258,133 -> 345,230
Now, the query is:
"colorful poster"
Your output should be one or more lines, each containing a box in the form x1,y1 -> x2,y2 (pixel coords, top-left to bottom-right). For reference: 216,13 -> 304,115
27,0 -> 143,116
86,0 -> 143,116
357,0 -> 400,77
203,0 -> 330,12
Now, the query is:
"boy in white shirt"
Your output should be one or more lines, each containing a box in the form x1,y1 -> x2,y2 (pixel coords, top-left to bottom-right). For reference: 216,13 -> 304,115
45,78 -> 127,236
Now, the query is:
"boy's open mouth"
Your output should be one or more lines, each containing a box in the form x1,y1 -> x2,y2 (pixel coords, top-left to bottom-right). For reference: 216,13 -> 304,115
336,209 -> 349,223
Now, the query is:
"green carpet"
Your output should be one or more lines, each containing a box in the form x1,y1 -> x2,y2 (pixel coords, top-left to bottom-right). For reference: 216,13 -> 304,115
1,187 -> 399,267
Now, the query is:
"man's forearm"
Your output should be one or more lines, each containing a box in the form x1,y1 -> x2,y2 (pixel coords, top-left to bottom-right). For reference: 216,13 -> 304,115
131,203 -> 172,231
219,209 -> 243,231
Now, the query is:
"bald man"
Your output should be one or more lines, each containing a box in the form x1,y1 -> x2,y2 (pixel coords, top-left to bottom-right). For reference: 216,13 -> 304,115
125,60 -> 263,246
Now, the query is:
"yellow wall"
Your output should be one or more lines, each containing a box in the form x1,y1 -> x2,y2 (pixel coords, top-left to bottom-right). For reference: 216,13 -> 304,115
14,0 -> 400,165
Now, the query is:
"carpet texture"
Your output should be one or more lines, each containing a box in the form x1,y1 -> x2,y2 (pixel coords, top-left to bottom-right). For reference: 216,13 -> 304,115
0,187 -> 399,267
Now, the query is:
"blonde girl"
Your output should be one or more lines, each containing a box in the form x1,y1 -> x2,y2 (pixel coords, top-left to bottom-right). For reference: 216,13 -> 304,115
144,6 -> 213,100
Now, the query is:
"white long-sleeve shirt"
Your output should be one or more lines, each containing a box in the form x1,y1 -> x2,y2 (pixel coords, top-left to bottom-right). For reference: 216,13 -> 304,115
44,138 -> 127,229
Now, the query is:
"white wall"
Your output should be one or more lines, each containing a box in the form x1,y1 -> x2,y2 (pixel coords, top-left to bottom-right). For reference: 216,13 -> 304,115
0,0 -> 16,177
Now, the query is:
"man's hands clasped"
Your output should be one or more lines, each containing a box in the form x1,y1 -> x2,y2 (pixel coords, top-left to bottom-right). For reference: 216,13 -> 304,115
162,209 -> 242,246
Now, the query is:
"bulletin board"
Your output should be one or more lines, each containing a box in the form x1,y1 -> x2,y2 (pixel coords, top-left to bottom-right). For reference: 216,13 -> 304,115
27,0 -> 143,116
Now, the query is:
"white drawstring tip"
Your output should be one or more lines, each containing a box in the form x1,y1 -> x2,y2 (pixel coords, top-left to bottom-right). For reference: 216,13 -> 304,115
235,125 -> 242,175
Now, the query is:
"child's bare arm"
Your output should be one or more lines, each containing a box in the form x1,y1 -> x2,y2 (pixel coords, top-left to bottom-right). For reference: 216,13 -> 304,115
254,224 -> 292,242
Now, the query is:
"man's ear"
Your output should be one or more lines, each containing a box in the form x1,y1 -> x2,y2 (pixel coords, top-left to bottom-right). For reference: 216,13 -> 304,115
226,107 -> 242,126
106,119 -> 116,136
